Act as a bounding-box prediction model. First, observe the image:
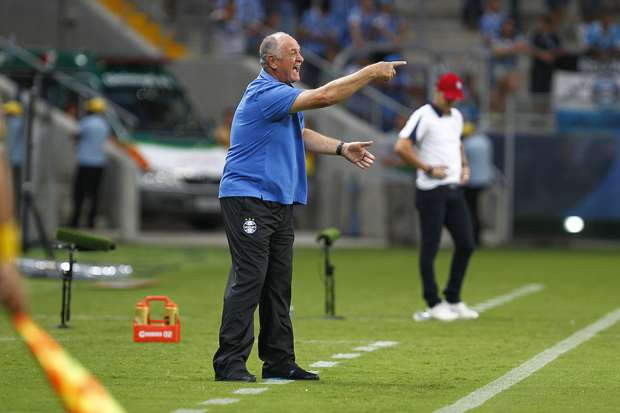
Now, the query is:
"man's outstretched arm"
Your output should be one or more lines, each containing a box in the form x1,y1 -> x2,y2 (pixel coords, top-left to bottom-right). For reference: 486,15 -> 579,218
291,61 -> 406,112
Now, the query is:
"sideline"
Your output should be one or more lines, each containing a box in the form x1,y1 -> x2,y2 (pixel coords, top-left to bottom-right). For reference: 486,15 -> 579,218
435,307 -> 620,413
175,340 -> 398,412
473,283 -> 545,313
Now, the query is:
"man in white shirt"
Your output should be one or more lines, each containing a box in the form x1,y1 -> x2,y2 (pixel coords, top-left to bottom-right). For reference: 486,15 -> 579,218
394,72 -> 479,322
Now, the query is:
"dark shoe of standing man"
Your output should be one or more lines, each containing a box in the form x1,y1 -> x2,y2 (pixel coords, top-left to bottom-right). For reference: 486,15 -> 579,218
262,363 -> 319,381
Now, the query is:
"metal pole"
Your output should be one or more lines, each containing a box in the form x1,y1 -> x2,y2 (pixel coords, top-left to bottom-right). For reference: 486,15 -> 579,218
20,75 -> 40,251
57,0 -> 66,49
323,242 -> 333,317
504,96 -> 516,242
59,246 -> 75,328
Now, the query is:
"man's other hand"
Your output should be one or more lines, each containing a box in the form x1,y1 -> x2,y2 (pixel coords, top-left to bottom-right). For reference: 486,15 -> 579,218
343,141 -> 376,169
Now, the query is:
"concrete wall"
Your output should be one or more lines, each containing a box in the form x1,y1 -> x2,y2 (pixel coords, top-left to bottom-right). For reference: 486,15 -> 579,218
169,56 -> 259,123
0,0 -> 159,57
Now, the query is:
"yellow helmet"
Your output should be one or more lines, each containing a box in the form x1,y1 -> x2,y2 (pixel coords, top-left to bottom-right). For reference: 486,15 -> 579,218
462,121 -> 476,137
3,101 -> 23,116
86,97 -> 107,113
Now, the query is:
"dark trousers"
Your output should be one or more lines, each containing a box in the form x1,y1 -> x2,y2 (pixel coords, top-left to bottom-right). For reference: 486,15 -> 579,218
213,196 -> 295,378
70,165 -> 104,228
464,186 -> 484,246
11,165 -> 21,219
416,185 -> 475,308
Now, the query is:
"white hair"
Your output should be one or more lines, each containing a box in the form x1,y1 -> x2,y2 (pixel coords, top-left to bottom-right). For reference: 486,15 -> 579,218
259,32 -> 290,68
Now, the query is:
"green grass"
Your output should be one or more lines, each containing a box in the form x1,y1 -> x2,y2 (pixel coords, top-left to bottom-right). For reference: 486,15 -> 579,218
1,245 -> 620,412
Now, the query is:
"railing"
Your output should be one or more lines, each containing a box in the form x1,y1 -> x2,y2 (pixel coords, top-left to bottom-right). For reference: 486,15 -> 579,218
302,46 -> 413,129
333,42 -> 493,126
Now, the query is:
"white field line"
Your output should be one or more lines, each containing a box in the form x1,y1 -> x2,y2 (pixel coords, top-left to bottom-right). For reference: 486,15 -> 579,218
263,379 -> 294,385
370,341 -> 398,348
171,339 -> 399,412
472,284 -> 545,313
331,353 -> 361,359
0,337 -> 18,342
297,339 -> 370,344
353,340 -> 399,352
232,388 -> 268,395
200,398 -> 239,405
171,410 -> 206,413
435,307 -> 620,413
310,361 -> 339,368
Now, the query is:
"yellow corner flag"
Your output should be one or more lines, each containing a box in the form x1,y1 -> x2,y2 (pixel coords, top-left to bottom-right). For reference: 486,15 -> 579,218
13,313 -> 126,413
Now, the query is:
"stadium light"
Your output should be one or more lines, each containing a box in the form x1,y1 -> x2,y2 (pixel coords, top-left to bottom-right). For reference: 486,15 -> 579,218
564,216 -> 585,234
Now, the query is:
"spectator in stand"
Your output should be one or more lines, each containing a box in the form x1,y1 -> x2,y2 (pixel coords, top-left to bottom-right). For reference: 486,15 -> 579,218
480,0 -> 507,45
265,0 -> 298,35
584,13 -> 620,59
530,14 -> 563,93
546,0 -> 569,10
457,72 -> 481,123
373,0 -> 406,48
298,0 -> 338,87
209,0 -> 246,54
548,0 -> 580,56
330,0 -> 360,47
264,8 -> 285,33
463,0 -> 483,31
234,0 -> 265,54
348,0 -> 379,49
489,17 -> 530,111
578,0 -> 602,23
462,121 -> 494,246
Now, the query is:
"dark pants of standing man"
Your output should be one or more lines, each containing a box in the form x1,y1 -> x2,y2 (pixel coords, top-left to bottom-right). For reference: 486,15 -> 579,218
70,165 -> 104,228
464,186 -> 486,246
213,196 -> 295,379
416,185 -> 475,308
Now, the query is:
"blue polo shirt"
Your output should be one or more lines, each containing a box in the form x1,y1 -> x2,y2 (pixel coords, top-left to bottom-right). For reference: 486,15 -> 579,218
219,69 -> 307,205
77,114 -> 111,167
5,116 -> 24,166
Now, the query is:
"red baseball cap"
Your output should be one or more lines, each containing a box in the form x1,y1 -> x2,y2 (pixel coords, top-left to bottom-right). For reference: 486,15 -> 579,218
436,72 -> 465,101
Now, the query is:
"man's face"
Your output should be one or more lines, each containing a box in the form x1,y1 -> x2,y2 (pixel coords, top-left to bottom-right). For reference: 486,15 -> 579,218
270,36 -> 303,84
436,91 -> 458,110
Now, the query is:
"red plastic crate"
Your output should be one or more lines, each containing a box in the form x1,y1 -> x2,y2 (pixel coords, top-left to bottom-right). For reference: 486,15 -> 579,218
133,296 -> 180,343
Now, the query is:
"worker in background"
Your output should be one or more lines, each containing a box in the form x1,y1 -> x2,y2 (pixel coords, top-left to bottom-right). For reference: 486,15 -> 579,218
3,101 -> 25,216
69,97 -> 113,228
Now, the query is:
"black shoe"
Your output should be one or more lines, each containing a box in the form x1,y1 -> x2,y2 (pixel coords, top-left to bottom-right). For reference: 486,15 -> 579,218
215,372 -> 257,382
262,364 -> 319,381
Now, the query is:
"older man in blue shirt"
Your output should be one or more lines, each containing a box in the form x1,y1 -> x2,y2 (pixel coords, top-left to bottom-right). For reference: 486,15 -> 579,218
213,32 -> 405,382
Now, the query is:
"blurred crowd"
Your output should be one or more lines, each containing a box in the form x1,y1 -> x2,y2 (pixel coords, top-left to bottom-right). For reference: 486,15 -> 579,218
207,0 -> 405,60
202,0 -> 620,118
205,0 -> 415,131
465,0 -> 620,110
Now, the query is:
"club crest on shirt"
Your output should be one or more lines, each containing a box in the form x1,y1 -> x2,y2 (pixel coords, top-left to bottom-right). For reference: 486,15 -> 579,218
243,218 -> 257,234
